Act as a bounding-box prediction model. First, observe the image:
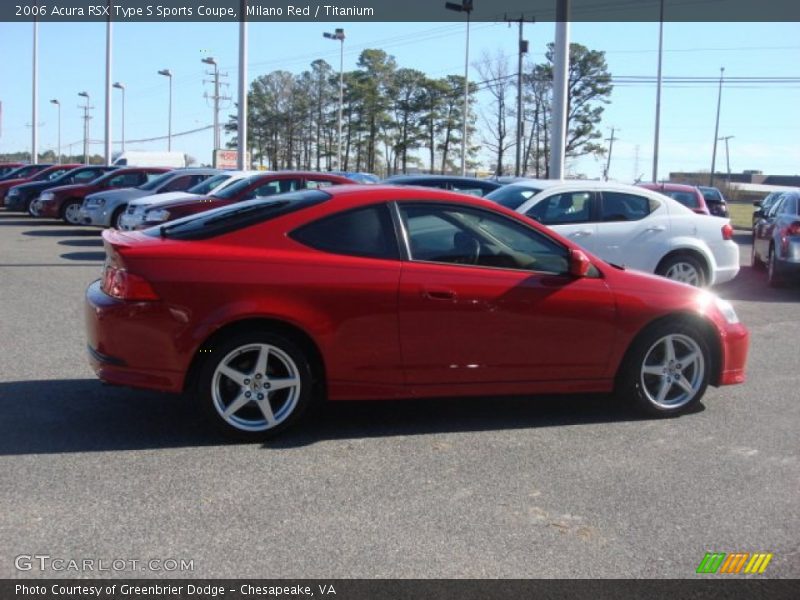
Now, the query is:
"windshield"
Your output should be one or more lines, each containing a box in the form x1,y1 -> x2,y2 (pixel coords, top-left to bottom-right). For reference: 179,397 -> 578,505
6,165 -> 44,179
485,185 -> 543,210
137,171 -> 176,191
211,176 -> 259,200
188,173 -> 230,194
147,190 -> 331,240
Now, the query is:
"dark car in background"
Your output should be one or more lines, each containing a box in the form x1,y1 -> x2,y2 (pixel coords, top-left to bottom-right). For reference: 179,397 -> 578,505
0,163 -> 25,179
384,174 -> 502,197
698,186 -> 729,217
35,167 -> 169,224
6,165 -> 115,214
752,190 -> 791,227
637,183 -> 710,215
752,190 -> 800,286
0,164 -> 55,205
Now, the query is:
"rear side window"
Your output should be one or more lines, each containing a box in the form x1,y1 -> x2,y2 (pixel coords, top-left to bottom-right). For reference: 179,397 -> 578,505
664,191 -> 700,209
600,192 -> 653,222
486,185 -> 542,210
526,192 -> 594,224
290,204 -> 399,260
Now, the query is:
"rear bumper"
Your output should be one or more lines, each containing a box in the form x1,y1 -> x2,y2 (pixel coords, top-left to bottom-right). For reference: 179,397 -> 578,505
710,241 -> 740,285
85,280 -> 188,393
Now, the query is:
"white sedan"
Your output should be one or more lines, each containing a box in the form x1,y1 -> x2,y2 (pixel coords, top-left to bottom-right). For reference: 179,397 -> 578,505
486,180 -> 739,287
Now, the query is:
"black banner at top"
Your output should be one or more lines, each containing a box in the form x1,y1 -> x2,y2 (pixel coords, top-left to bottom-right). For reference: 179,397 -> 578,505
3,0 -> 799,23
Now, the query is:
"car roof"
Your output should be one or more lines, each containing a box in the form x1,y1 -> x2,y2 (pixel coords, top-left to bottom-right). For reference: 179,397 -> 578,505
386,174 -> 495,184
639,182 -> 699,192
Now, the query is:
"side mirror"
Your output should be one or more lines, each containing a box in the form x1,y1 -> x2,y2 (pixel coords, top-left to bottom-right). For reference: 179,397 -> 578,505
569,249 -> 592,278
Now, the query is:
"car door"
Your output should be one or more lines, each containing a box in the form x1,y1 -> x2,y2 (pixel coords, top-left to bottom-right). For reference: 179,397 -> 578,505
521,190 -> 599,253
396,202 -> 617,385
593,191 -> 668,271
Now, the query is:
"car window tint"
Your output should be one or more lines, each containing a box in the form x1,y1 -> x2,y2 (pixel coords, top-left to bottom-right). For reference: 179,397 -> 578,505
290,204 -> 398,260
485,185 -> 541,210
304,179 -> 336,190
46,169 -> 70,180
73,170 -> 99,184
526,192 -> 593,224
664,191 -> 700,208
163,175 -> 195,192
108,172 -> 144,187
600,192 -> 652,222
450,184 -> 488,197
400,204 -> 569,274
249,178 -> 299,199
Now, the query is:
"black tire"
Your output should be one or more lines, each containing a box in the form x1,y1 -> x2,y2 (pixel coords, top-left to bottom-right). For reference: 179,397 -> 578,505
656,253 -> 707,287
196,330 -> 314,441
615,320 -> 710,417
110,205 -> 127,230
60,199 -> 83,225
751,235 -> 764,269
767,246 -> 784,288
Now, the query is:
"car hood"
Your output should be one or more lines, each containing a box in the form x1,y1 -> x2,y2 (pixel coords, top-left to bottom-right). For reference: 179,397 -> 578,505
11,180 -> 59,194
0,178 -> 28,190
142,195 -> 215,212
46,183 -> 94,196
128,191 -> 199,209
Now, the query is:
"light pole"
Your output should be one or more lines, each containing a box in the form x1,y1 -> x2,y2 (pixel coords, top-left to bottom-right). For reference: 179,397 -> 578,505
323,28 -> 345,170
158,69 -> 173,151
32,20 -> 39,163
445,1 -> 473,176
78,91 -> 91,164
550,0 -> 570,180
652,0 -> 664,182
202,57 -> 220,166
104,13 -> 112,166
237,4 -> 248,170
709,66 -> 724,186
50,99 -> 61,164
113,82 -> 125,153
719,135 -> 734,185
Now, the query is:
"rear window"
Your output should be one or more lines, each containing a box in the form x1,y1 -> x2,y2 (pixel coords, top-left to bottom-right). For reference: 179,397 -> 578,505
146,190 -> 331,240
664,191 -> 700,208
486,185 -> 543,210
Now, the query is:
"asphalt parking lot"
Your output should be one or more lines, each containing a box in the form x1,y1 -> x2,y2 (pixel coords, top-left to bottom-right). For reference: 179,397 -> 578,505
0,209 -> 797,579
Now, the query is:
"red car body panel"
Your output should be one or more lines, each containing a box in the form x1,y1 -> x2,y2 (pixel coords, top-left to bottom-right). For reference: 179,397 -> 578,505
138,171 -> 356,226
85,186 -> 748,401
0,164 -> 74,205
37,167 -> 169,218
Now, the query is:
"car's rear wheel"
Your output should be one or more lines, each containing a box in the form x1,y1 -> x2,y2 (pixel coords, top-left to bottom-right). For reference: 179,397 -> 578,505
656,254 -> 706,287
767,246 -> 783,288
61,199 -> 82,225
616,321 -> 710,417
197,331 -> 313,440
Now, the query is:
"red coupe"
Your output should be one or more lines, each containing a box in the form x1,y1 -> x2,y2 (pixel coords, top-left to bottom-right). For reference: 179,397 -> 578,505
85,185 -> 749,439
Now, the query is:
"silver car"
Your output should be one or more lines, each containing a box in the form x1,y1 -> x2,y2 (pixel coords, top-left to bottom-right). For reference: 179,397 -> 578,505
79,168 -> 220,228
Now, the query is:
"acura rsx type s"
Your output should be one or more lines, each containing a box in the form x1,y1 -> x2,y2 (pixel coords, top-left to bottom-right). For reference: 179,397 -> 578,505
85,185 -> 749,440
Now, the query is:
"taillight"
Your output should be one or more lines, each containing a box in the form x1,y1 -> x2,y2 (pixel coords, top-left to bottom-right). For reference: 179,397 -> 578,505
785,221 -> 800,237
101,265 -> 159,301
721,223 -> 734,240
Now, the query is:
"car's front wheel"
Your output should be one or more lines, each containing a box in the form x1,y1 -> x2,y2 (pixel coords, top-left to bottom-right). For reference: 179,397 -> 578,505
197,331 -> 314,440
111,205 -> 127,230
656,253 -> 706,287
616,321 -> 710,417
61,199 -> 82,225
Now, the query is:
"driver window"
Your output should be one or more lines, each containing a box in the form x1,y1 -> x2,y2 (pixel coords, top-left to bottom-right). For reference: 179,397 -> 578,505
249,179 -> 299,199
526,192 -> 594,224
400,204 -> 569,274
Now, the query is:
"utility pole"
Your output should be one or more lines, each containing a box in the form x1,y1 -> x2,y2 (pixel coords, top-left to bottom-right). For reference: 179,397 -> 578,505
709,66 -> 724,186
504,13 -> 534,177
603,127 -> 618,181
32,19 -> 39,163
633,144 -> 641,183
203,57 -> 231,167
652,0 -> 664,183
323,28 -> 346,170
445,1 -> 474,176
237,0 -> 248,170
549,0 -> 570,180
50,99 -> 61,164
104,6 -> 112,166
719,135 -> 734,185
113,82 -> 125,152
158,69 -> 173,151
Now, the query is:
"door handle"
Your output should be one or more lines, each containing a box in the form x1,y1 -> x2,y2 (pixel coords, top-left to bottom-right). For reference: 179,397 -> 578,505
422,288 -> 457,301
571,229 -> 593,237
646,225 -> 666,232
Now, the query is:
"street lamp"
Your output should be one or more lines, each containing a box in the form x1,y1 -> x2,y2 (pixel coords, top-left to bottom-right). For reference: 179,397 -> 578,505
158,68 -> 173,151
709,67 -> 725,187
445,1 -> 473,176
78,91 -> 91,164
323,28 -> 345,170
202,56 -> 220,166
50,99 -> 61,164
113,82 -> 125,153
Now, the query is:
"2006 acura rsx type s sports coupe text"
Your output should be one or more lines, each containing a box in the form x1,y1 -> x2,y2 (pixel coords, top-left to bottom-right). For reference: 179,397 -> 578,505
85,185 -> 749,440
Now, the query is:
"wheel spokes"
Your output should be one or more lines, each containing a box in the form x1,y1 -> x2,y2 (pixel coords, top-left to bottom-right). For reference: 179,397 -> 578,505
219,364 -> 247,386
268,376 -> 300,392
223,392 -> 251,418
254,346 -> 270,377
255,397 -> 276,425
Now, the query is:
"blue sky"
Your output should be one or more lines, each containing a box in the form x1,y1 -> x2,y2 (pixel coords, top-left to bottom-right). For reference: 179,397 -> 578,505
0,20 -> 797,180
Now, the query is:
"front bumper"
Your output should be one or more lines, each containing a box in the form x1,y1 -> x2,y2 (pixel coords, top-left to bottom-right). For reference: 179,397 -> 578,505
717,322 -> 749,386
4,194 -> 27,211
79,205 -> 113,227
85,280 -> 187,393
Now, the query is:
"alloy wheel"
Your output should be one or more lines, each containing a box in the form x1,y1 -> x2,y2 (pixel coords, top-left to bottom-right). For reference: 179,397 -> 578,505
663,261 -> 701,286
640,333 -> 705,410
211,343 -> 302,432
63,202 -> 81,225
